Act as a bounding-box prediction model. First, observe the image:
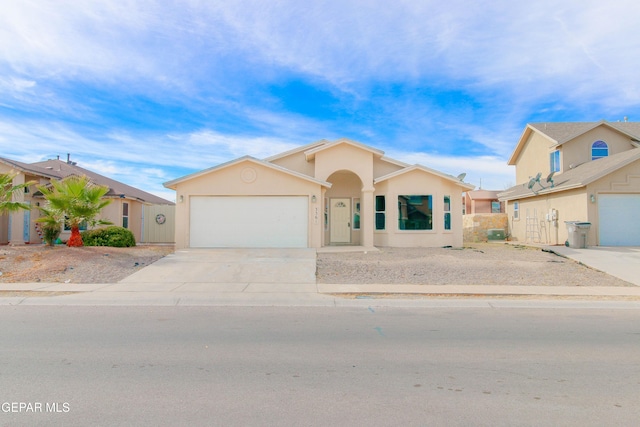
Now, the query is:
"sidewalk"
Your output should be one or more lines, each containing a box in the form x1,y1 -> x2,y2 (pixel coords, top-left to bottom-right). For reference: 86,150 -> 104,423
1,244 -> 639,306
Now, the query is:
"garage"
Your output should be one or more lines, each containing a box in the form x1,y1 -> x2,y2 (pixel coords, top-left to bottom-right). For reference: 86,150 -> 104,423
598,194 -> 640,246
190,196 -> 308,248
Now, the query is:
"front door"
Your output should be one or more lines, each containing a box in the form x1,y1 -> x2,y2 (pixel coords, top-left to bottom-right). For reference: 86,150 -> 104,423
23,201 -> 31,242
330,198 -> 351,243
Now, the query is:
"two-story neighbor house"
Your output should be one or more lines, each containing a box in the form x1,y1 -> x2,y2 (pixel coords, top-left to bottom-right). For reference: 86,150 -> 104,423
499,121 -> 640,246
0,156 -> 175,245
164,138 -> 474,249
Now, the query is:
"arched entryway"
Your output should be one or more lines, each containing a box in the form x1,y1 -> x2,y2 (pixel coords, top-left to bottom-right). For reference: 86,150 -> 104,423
324,170 -> 363,246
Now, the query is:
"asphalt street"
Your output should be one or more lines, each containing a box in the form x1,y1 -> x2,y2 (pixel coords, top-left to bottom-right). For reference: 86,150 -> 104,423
1,305 -> 639,426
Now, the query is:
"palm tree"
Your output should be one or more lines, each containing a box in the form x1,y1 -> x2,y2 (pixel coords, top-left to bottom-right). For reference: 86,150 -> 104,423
37,175 -> 113,247
35,205 -> 64,246
0,172 -> 34,214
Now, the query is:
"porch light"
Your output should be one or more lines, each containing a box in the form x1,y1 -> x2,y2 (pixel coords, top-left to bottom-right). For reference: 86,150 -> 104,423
311,195 -> 317,203
179,195 -> 184,203
590,194 -> 596,203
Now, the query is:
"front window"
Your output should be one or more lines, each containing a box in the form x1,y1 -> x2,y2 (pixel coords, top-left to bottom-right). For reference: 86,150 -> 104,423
550,150 -> 560,173
444,195 -> 451,230
353,198 -> 361,230
592,140 -> 608,160
398,195 -> 432,230
122,202 -> 129,229
513,202 -> 520,220
375,195 -> 386,230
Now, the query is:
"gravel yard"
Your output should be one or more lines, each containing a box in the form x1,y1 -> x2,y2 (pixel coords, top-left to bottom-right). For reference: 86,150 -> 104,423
317,243 -> 633,287
0,245 -> 174,284
0,242 -> 633,287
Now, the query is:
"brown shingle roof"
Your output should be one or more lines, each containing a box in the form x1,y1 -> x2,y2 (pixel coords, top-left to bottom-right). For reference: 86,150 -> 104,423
528,121 -> 640,146
499,148 -> 640,201
27,159 -> 173,205
0,157 -> 62,179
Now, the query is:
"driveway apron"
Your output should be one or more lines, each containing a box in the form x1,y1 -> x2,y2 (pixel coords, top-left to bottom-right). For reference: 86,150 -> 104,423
117,248 -> 317,286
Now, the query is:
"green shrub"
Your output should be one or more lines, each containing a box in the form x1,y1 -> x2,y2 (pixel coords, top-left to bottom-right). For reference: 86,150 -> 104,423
81,226 -> 136,247
42,225 -> 62,246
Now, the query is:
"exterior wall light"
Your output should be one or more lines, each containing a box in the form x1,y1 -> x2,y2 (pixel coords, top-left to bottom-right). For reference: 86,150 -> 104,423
590,194 -> 596,203
311,195 -> 317,203
179,195 -> 184,203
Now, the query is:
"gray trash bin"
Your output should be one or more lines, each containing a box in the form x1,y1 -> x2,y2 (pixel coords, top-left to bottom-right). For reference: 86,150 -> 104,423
565,221 -> 591,248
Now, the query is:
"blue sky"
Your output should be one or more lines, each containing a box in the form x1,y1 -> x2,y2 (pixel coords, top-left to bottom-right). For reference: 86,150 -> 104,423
2,1 -> 640,201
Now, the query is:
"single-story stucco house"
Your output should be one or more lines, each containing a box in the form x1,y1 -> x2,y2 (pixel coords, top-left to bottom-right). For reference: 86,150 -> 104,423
164,138 -> 474,249
499,120 -> 640,246
0,156 -> 175,245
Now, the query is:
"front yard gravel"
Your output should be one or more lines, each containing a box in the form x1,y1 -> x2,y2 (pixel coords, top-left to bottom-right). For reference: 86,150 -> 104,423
316,243 -> 633,287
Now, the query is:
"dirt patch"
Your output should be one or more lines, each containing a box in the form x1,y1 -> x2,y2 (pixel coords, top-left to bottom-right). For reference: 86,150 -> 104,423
0,245 -> 174,284
317,243 -> 634,287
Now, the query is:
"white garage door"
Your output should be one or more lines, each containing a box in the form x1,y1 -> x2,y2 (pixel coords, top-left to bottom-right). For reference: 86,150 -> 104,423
599,194 -> 640,246
190,196 -> 308,248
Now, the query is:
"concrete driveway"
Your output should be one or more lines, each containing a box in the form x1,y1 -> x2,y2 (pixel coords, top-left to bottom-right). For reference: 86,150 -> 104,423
114,248 -> 317,292
547,245 -> 640,286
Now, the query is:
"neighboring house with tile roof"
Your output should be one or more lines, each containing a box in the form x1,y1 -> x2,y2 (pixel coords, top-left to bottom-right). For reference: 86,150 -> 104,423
499,120 -> 640,246
464,189 -> 504,214
0,156 -> 175,245
164,138 -> 474,249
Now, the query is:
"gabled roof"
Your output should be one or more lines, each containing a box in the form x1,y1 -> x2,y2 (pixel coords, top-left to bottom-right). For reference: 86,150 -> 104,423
379,155 -> 411,169
163,155 -> 332,189
499,148 -> 640,201
304,138 -> 385,161
374,164 -> 475,190
30,159 -> 173,205
508,120 -> 640,165
0,157 -> 61,179
263,139 -> 328,162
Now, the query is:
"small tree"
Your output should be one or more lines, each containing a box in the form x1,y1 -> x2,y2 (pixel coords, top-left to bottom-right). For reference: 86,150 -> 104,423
35,205 -> 64,246
0,172 -> 34,214
37,175 -> 113,247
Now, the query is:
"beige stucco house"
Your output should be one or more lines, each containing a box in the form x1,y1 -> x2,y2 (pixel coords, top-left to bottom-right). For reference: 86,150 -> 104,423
0,156 -> 175,245
164,138 -> 474,249
499,121 -> 640,246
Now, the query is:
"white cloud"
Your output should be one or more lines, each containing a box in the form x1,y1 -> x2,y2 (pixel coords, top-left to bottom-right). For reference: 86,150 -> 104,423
1,0 -> 638,197
2,1 -> 637,92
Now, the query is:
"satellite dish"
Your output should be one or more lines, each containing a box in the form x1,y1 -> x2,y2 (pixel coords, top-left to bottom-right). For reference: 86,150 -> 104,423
528,172 -> 544,194
457,173 -> 466,182
546,171 -> 555,188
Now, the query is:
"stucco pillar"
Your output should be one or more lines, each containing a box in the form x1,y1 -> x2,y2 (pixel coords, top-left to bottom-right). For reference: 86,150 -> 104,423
9,174 -> 26,245
361,187 -> 375,248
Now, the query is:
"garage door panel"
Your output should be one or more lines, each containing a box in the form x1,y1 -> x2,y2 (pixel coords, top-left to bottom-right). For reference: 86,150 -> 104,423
190,196 -> 308,248
599,194 -> 640,246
